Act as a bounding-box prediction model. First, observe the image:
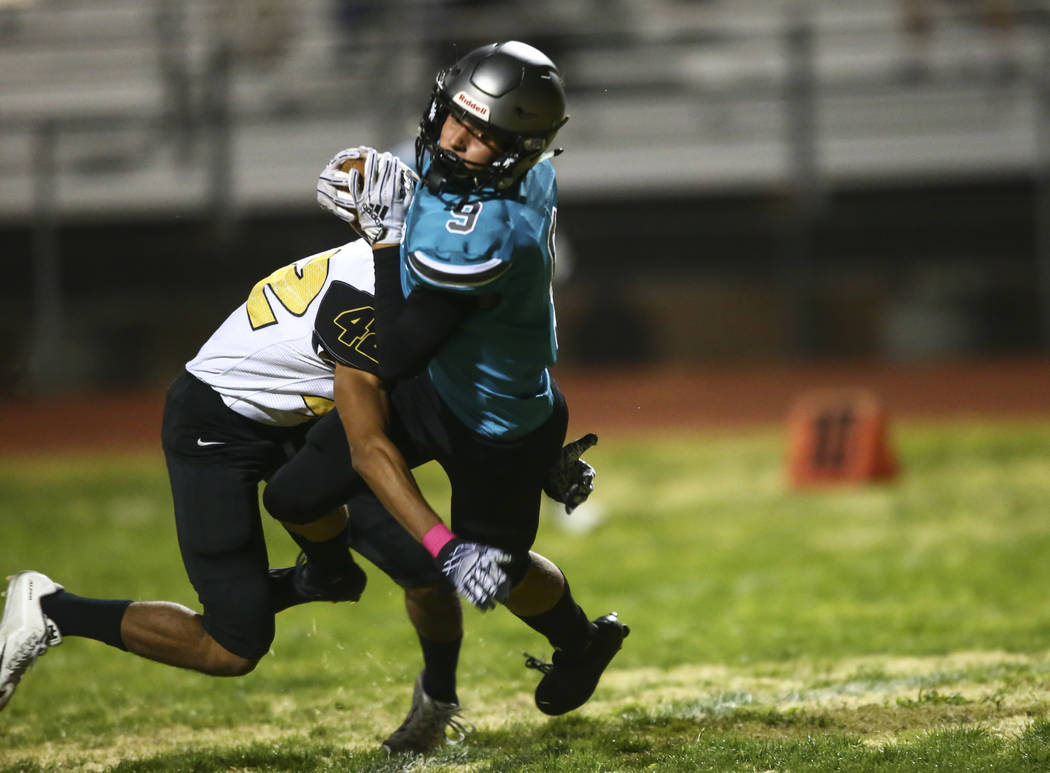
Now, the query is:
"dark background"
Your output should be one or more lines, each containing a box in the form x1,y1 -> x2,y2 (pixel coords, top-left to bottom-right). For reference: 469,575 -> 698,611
1,0 -> 1047,396
1,176 -> 1039,393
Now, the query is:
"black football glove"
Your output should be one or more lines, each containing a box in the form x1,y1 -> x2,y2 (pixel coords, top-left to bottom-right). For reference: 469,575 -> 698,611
543,433 -> 598,515
435,538 -> 513,611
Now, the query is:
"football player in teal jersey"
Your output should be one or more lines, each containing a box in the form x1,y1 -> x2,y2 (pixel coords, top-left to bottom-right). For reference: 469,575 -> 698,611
309,41 -> 628,719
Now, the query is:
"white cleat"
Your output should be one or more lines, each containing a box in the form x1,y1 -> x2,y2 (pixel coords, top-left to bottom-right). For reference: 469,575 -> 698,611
381,671 -> 472,755
0,571 -> 63,711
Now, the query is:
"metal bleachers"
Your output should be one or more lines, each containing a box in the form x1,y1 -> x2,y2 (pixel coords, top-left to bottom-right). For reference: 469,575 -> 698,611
0,0 -> 1046,220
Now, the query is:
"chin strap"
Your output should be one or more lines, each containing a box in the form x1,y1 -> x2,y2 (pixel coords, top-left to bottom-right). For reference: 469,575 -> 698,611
424,164 -> 446,194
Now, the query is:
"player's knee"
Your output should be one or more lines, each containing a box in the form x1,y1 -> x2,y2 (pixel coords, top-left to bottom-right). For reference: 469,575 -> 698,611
262,479 -> 313,524
194,636 -> 263,676
505,552 -> 566,615
208,650 -> 260,677
197,597 -> 274,675
505,551 -> 534,588
405,580 -> 458,610
404,581 -> 462,640
261,480 -> 292,521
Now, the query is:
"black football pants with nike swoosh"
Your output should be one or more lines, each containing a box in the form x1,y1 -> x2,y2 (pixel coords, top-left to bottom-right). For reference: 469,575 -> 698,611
161,370 -> 308,659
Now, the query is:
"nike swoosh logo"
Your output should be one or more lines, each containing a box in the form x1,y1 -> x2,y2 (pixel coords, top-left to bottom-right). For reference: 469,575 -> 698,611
196,439 -> 225,447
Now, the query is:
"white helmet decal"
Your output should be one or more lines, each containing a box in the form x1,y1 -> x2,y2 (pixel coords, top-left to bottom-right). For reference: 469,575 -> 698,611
453,91 -> 490,121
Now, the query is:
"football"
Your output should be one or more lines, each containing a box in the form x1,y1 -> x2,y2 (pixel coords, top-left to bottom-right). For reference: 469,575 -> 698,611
339,156 -> 366,175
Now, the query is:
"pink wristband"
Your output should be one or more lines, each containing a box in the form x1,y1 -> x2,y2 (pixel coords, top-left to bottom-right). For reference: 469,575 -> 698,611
422,523 -> 456,558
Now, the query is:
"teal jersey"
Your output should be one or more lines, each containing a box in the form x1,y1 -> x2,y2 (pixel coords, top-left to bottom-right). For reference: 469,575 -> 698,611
401,160 -> 559,439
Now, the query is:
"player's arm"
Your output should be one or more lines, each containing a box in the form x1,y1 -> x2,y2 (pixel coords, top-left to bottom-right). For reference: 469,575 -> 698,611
332,364 -> 442,542
313,281 -> 441,541
371,238 -> 507,382
311,269 -> 447,531
332,364 -> 512,610
371,246 -> 480,381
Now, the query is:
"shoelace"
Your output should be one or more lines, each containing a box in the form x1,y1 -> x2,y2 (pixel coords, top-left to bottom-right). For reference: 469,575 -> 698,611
444,713 -> 473,745
390,699 -> 473,745
525,639 -> 592,674
523,653 -> 553,674
10,623 -> 58,673
44,621 -> 61,648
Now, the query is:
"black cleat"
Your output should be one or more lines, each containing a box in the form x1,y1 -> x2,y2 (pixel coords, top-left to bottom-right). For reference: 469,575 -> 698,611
269,552 -> 366,612
525,612 -> 629,716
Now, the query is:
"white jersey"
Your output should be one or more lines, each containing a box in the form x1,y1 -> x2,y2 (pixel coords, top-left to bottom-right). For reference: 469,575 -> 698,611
187,240 -> 379,426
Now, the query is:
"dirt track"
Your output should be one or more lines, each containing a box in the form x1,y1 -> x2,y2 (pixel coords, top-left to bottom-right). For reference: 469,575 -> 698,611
1,358 -> 1047,454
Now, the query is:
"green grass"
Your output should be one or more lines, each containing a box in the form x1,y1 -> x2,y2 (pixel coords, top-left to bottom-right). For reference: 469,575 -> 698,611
2,421 -> 1050,771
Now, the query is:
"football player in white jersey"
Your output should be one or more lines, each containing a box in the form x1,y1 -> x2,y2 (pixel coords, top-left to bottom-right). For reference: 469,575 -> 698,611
2,240 -> 467,753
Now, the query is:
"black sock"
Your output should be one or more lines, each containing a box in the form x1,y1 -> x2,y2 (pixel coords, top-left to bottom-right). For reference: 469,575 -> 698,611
39,590 -> 131,651
419,634 -> 461,704
516,579 -> 593,654
286,521 -> 356,577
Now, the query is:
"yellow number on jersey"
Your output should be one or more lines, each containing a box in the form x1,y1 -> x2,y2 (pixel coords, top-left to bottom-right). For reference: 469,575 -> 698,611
333,306 -> 379,364
303,395 -> 336,416
246,250 -> 336,330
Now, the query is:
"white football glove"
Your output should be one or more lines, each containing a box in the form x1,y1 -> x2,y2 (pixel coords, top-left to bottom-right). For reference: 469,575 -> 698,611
347,149 -> 418,248
435,538 -> 513,611
316,146 -> 369,227
543,433 -> 598,514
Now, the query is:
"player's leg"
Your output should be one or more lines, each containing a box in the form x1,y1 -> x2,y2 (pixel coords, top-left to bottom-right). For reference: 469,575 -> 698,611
120,601 -> 258,676
158,370 -> 298,670
0,571 -> 67,710
510,554 -> 629,716
402,583 -> 462,698
392,370 -> 570,615
2,575 -> 251,709
342,488 -> 467,754
380,583 -> 469,754
2,517 -> 262,710
446,454 -> 596,656
2,374 -> 282,709
30,587 -> 262,678
268,505 -> 367,607
113,473 -> 272,678
438,380 -> 579,620
439,380 -> 629,715
263,410 -> 368,599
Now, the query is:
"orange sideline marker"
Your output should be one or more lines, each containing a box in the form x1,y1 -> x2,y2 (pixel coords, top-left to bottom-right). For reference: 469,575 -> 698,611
787,390 -> 898,487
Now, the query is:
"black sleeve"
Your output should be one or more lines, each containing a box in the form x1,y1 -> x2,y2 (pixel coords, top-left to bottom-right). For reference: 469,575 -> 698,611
312,281 -> 380,374
372,246 -> 478,382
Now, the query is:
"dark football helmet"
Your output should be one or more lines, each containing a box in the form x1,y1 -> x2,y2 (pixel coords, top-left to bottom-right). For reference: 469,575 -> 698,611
416,40 -> 569,194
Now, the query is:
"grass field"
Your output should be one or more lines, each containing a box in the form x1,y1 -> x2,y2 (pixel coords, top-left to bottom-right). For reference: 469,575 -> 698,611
2,421 -> 1050,772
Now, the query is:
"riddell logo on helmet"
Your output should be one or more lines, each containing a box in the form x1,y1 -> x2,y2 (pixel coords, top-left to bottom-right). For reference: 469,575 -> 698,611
454,91 -> 490,120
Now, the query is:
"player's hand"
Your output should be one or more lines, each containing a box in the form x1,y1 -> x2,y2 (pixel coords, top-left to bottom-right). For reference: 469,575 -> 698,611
543,433 -> 598,514
347,149 -> 418,248
435,538 -> 512,611
316,146 -> 369,228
